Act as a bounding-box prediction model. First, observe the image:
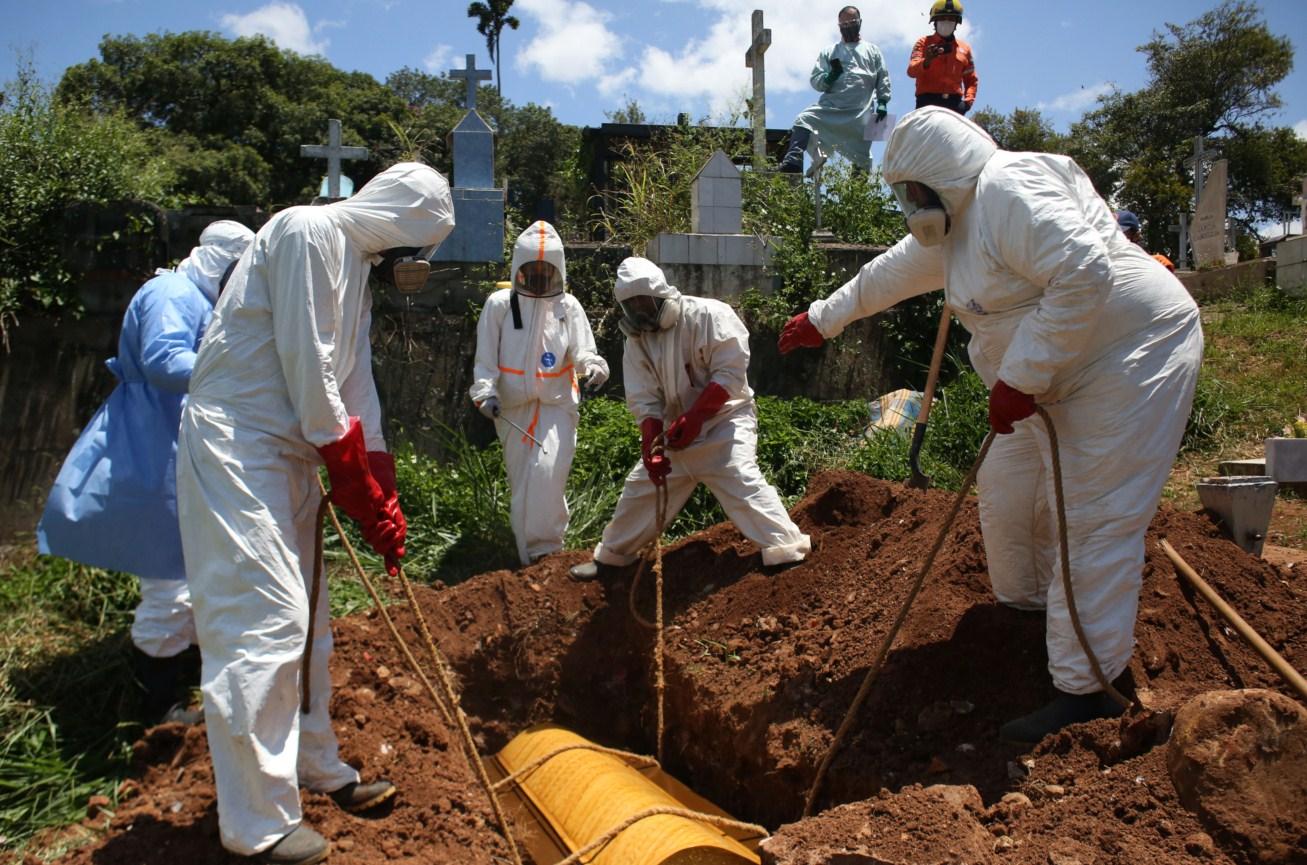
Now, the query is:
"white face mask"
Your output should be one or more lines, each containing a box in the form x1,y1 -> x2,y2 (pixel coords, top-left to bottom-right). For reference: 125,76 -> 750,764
935,20 -> 957,37
907,208 -> 950,247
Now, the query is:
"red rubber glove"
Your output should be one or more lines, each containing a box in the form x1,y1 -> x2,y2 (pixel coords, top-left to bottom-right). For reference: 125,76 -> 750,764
988,379 -> 1036,435
665,382 -> 730,450
641,417 -> 671,487
778,312 -> 824,355
317,419 -> 404,568
367,451 -> 407,575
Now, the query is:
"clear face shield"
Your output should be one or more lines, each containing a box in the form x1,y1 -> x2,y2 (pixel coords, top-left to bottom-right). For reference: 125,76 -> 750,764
892,180 -> 951,247
618,295 -> 667,332
514,260 -> 564,297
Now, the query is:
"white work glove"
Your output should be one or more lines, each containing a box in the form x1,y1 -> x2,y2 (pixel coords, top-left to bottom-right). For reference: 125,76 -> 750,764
478,397 -> 500,419
583,362 -> 609,393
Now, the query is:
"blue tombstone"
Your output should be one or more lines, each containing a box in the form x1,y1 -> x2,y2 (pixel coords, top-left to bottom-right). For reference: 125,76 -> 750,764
432,55 -> 505,264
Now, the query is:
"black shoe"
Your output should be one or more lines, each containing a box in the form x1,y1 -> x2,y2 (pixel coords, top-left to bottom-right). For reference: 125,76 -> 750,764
778,125 -> 811,173
999,690 -> 1126,744
328,779 -> 396,812
258,825 -> 328,865
568,561 -> 605,582
133,648 -> 187,725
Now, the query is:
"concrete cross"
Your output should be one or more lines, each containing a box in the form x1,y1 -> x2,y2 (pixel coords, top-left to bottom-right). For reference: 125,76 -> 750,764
744,10 -> 771,164
451,53 -> 492,112
1183,136 -> 1216,202
1169,212 -> 1191,271
1294,176 -> 1307,233
300,119 -> 368,200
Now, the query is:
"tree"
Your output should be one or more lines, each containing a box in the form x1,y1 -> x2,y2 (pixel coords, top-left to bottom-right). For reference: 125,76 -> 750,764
1065,1 -> 1303,249
467,0 -> 520,99
57,32 -> 409,206
970,106 -> 1065,153
605,99 -> 647,125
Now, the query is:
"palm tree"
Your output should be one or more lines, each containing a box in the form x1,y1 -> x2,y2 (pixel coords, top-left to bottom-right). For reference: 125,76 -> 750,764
466,0 -> 520,99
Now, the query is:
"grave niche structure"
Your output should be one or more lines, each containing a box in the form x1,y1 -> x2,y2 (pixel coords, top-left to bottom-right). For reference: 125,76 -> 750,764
431,55 -> 505,264
646,150 -> 774,300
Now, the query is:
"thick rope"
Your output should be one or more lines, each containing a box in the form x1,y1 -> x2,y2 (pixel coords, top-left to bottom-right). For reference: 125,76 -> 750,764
553,806 -> 768,865
491,744 -> 660,792
800,430 -> 996,817
802,409 -> 1141,816
625,448 -> 671,763
1035,406 -> 1132,711
302,495 -> 331,714
316,479 -> 522,865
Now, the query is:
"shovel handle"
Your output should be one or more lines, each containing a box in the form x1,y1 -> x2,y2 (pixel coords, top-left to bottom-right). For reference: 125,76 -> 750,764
907,305 -> 952,482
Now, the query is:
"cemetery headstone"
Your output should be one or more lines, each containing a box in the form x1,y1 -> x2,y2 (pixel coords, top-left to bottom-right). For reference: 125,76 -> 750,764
431,54 -> 504,263
744,10 -> 771,165
300,119 -> 368,200
1192,158 -> 1229,268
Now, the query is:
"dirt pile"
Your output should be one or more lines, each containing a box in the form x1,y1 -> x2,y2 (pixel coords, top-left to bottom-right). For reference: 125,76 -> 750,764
56,471 -> 1307,865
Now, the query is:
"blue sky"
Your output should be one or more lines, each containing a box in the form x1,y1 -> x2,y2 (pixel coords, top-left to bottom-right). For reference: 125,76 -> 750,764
5,0 -> 1307,144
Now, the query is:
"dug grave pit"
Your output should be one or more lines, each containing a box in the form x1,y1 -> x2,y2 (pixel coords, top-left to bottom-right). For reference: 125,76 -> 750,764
56,471 -> 1307,865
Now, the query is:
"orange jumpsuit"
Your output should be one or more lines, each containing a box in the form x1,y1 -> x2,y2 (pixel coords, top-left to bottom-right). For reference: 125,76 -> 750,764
907,34 -> 978,111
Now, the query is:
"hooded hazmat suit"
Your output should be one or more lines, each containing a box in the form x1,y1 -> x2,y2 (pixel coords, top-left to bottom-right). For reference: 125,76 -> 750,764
176,163 -> 454,855
38,220 -> 254,658
469,222 -> 608,565
593,259 -> 810,568
804,108 -> 1202,695
793,39 -> 891,170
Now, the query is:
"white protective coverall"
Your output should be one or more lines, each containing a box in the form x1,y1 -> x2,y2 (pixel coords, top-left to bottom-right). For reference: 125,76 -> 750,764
806,108 -> 1202,694
469,222 -> 608,565
594,260 -> 811,567
176,163 -> 454,855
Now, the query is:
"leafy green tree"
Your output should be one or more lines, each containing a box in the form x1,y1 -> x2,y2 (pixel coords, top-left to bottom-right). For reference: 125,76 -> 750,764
605,99 -> 647,124
1065,1 -> 1304,249
467,0 -> 520,99
57,32 -> 410,206
0,62 -> 173,338
970,106 -> 1065,153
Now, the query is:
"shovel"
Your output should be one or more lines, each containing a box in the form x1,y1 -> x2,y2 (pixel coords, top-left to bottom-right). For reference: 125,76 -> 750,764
907,303 -> 952,490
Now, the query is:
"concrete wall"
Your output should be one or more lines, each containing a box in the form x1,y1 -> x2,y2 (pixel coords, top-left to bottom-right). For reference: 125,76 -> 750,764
0,241 -> 890,543
1177,257 -> 1275,303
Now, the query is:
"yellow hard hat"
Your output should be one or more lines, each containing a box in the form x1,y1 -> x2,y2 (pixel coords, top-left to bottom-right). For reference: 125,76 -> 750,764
930,0 -> 963,23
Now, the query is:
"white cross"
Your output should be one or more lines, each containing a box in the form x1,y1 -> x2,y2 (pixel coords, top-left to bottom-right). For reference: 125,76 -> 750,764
1183,136 -> 1216,203
300,119 -> 368,199
451,54 -> 492,112
1295,176 -> 1307,232
744,10 -> 771,164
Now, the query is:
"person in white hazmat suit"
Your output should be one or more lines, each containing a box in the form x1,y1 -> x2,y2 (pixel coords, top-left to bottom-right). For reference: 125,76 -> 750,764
470,221 -> 609,565
176,163 -> 454,865
569,258 -> 811,582
38,220 -> 253,725
779,107 -> 1202,743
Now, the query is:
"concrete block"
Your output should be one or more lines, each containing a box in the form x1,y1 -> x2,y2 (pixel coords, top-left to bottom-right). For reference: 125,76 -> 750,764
1277,261 -> 1307,298
651,233 -> 688,264
718,205 -> 743,234
1220,458 -> 1267,477
1276,235 -> 1307,265
716,179 -> 742,210
687,234 -> 719,265
719,235 -> 767,267
695,150 -> 739,180
1266,438 -> 1307,483
696,207 -> 722,234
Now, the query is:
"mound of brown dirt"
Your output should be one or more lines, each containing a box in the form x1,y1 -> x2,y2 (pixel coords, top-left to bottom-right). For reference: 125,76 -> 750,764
56,471 -> 1307,865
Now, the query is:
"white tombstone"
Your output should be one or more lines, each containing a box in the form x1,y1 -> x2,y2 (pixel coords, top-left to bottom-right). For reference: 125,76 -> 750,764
1192,158 -> 1229,267
691,151 -> 743,235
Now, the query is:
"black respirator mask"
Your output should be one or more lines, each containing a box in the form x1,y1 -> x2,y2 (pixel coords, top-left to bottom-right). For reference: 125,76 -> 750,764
840,18 -> 862,42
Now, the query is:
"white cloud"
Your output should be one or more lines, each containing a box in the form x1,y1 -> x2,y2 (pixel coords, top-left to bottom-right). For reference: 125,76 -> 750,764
515,0 -> 623,85
1037,81 -> 1115,113
1294,119 -> 1307,140
220,3 -> 328,55
423,43 -> 454,73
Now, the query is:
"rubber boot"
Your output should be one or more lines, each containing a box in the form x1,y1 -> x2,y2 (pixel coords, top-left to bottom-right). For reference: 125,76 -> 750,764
133,648 -> 199,725
999,690 -> 1125,744
568,560 -> 618,582
328,779 -> 396,812
259,825 -> 329,865
779,126 -> 811,173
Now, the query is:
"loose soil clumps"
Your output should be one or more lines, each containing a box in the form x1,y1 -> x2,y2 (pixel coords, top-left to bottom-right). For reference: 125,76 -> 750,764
57,471 -> 1307,864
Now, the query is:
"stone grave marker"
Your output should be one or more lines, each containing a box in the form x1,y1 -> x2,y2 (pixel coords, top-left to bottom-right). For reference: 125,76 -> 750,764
301,118 -> 368,200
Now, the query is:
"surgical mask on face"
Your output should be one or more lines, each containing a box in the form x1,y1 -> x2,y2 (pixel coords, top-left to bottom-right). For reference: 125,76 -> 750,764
839,19 -> 861,41
935,20 -> 957,37
892,181 -> 952,247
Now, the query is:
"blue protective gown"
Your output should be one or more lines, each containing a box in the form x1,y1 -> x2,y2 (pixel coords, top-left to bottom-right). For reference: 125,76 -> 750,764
38,271 -> 215,580
794,39 -> 892,169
